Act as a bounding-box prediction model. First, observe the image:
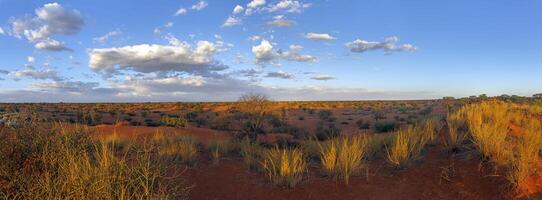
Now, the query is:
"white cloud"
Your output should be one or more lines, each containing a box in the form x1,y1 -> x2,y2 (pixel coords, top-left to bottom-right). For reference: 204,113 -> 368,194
289,44 -> 303,51
267,0 -> 311,13
233,5 -> 244,14
222,16 -> 242,27
93,29 -> 122,44
252,40 -> 277,64
252,40 -> 317,64
191,1 -> 208,10
303,33 -> 336,41
0,27 -> 4,35
345,36 -> 417,53
11,68 -> 63,81
89,37 -> 227,77
34,38 -> 72,51
236,68 -> 262,77
165,22 -> 174,28
311,74 -> 335,80
175,7 -> 187,16
279,51 -> 317,62
9,3 -> 83,50
267,15 -> 295,27
247,0 -> 266,8
248,35 -> 261,41
27,56 -> 35,63
265,70 -> 295,79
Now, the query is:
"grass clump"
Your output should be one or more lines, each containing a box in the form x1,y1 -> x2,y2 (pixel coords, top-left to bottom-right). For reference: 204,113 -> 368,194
261,146 -> 307,188
508,118 -> 542,193
207,138 -> 232,165
463,101 -> 512,166
386,121 -> 436,168
238,138 -> 264,171
0,123 -> 190,199
153,132 -> 199,166
318,136 -> 369,184
444,111 -> 468,153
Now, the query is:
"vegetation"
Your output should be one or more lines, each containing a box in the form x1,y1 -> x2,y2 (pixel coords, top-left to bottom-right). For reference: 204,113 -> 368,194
318,136 -> 369,184
261,146 -> 307,188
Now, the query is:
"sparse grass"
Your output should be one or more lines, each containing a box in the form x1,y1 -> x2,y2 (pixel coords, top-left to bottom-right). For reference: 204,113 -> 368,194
154,134 -> 199,166
261,146 -> 307,188
238,138 -> 264,171
318,136 -> 368,184
207,138 -> 232,165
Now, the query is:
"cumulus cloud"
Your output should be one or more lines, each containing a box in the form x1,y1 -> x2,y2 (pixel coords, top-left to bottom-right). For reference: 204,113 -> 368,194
93,29 -> 122,44
311,74 -> 335,80
267,0 -> 311,13
267,15 -> 295,27
345,36 -> 417,53
303,33 -> 336,41
279,50 -> 317,62
247,0 -> 266,8
34,38 -> 72,51
88,37 -> 227,77
11,67 -> 64,81
175,7 -> 188,16
252,40 -> 317,64
252,40 -> 277,64
265,70 -> 295,79
233,5 -> 244,14
9,3 -> 83,51
222,16 -> 242,27
191,1 -> 208,10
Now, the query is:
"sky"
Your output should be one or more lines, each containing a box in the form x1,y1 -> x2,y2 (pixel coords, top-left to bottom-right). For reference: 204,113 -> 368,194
0,0 -> 541,102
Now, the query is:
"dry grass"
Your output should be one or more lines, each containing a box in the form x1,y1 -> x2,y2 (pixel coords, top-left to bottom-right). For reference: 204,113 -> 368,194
444,111 -> 468,152
318,136 -> 369,184
386,121 -> 436,168
508,118 -> 542,192
463,101 -> 512,166
238,138 -> 264,171
154,133 -> 199,166
207,138 -> 232,165
261,146 -> 307,188
0,122 -> 190,199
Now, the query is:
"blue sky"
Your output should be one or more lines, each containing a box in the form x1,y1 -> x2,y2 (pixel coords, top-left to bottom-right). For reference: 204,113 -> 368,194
0,0 -> 541,102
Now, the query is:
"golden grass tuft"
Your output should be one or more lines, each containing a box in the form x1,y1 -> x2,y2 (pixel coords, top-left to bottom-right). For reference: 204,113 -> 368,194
262,146 -> 307,188
154,134 -> 199,166
318,136 -> 368,184
386,120 -> 436,168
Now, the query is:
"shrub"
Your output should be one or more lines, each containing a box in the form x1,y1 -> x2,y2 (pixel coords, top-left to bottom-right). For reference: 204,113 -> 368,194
356,119 -> 370,129
315,123 -> 341,140
160,116 -> 187,128
317,110 -> 335,122
262,146 -> 307,188
318,136 -> 368,184
374,121 -> 398,133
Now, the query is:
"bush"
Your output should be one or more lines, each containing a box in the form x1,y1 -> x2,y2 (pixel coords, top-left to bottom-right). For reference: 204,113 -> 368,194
317,110 -> 335,122
356,119 -> 370,129
374,121 -> 398,133
315,123 -> 341,140
262,146 -> 307,188
160,116 -> 187,128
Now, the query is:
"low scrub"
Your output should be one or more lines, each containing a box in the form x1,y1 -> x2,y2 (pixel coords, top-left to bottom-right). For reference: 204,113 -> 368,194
262,146 -> 307,188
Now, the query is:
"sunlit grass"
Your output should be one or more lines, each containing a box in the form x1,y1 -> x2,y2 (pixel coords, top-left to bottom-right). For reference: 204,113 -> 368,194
262,146 -> 307,188
318,136 -> 368,184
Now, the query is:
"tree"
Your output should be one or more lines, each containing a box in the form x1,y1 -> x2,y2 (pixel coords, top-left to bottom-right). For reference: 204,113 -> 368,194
237,93 -> 272,141
533,93 -> 542,99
